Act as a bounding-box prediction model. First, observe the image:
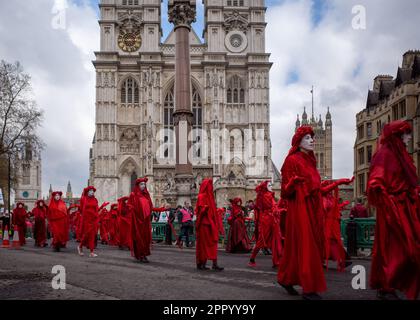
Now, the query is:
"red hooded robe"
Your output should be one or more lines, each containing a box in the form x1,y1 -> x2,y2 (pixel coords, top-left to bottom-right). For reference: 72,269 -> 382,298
12,202 -> 28,246
277,126 -> 327,294
367,120 -> 420,300
79,187 -> 100,251
99,208 -> 110,243
32,200 -> 48,247
250,181 -> 283,266
47,192 -> 69,249
226,198 -> 251,253
195,179 -> 221,265
129,178 -> 164,260
118,197 -> 132,249
108,204 -> 120,246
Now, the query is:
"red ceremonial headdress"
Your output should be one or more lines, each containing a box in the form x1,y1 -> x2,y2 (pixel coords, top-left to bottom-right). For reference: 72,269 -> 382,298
16,202 -> 25,208
51,191 -> 63,198
82,186 -> 96,196
288,126 -> 315,157
136,178 -> 148,184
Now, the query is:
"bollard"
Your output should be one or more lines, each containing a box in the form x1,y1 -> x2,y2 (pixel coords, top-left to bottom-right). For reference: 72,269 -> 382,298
346,216 -> 358,257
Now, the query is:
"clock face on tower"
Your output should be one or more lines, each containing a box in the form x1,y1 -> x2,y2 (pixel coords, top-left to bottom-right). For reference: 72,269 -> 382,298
118,30 -> 142,53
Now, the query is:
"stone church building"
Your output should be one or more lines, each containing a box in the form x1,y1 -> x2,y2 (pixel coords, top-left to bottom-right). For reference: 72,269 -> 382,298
89,0 -> 279,206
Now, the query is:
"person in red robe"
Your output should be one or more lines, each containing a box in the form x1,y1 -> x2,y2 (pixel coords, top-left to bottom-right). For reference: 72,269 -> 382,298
47,192 -> 69,252
67,204 -> 80,240
195,179 -> 224,271
31,200 -> 48,247
78,187 -> 106,257
118,197 -> 132,250
248,181 -> 283,268
12,202 -> 28,246
277,126 -> 326,300
367,120 -> 420,300
108,204 -> 119,246
128,178 -> 165,263
226,198 -> 251,253
321,178 -> 354,271
99,207 -> 110,244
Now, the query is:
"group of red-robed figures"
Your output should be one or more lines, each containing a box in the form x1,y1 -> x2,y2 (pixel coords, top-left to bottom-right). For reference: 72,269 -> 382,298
12,191 -> 72,251
270,122 -> 420,300
11,120 -> 420,300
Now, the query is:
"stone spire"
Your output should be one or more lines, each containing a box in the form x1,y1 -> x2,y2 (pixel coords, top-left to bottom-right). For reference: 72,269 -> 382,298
66,181 -> 73,199
295,114 -> 301,131
302,107 -> 308,125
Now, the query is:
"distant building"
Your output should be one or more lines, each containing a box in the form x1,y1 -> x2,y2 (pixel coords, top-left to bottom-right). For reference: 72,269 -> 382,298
295,90 -> 333,180
354,50 -> 420,205
14,145 -> 42,210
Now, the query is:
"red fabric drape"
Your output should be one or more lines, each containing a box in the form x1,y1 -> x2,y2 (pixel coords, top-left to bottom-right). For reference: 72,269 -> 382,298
367,121 -> 420,300
99,208 -> 110,243
226,198 -> 251,253
79,187 -> 99,251
129,178 -> 164,260
118,197 -> 132,249
47,193 -> 69,248
195,179 -> 220,264
32,200 -> 47,247
12,203 -> 27,245
277,126 -> 327,293
108,205 -> 119,246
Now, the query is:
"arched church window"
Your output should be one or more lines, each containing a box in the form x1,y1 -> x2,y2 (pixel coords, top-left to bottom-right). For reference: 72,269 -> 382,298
164,89 -> 175,159
164,85 -> 203,159
192,87 -> 203,159
121,78 -> 139,104
227,75 -> 245,106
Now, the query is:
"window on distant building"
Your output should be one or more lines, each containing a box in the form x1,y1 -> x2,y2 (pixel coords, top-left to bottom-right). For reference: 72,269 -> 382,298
22,164 -> 30,185
367,145 -> 373,164
366,123 -> 372,138
358,147 -> 365,166
357,124 -> 364,140
358,173 -> 365,196
400,100 -> 407,118
392,105 -> 399,120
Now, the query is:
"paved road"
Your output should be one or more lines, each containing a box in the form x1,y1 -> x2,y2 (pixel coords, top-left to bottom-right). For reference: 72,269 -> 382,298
0,239 -> 379,300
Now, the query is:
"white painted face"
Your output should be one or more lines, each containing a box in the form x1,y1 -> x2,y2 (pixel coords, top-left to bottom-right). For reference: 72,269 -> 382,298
18,204 -> 23,209
140,182 -> 146,191
88,190 -> 95,197
39,202 -> 43,207
267,182 -> 273,192
299,134 -> 314,151
54,194 -> 61,201
402,133 -> 412,147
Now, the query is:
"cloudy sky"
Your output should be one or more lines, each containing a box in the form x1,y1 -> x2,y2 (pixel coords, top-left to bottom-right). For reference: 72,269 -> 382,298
0,0 -> 419,197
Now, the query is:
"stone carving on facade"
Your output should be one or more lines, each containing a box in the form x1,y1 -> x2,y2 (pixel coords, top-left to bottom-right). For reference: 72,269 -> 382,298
168,2 -> 197,29
120,127 -> 140,154
223,11 -> 249,33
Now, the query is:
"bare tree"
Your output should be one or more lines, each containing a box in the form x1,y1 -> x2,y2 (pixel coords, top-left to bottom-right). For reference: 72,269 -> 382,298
0,60 -> 44,157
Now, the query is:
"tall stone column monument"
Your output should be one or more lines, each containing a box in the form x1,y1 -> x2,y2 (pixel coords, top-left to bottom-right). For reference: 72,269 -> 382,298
168,0 -> 196,205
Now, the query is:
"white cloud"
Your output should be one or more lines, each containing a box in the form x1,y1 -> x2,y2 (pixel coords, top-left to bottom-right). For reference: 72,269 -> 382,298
0,0 -> 99,197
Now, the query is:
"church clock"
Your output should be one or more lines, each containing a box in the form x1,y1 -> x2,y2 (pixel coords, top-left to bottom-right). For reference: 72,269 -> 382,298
118,30 -> 142,52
